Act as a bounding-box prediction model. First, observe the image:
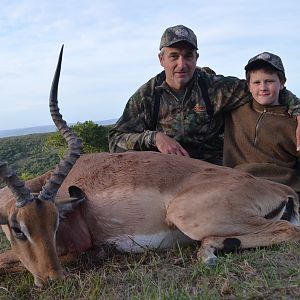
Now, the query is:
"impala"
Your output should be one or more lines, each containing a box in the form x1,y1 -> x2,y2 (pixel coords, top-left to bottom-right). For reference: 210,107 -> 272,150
1,46 -> 300,287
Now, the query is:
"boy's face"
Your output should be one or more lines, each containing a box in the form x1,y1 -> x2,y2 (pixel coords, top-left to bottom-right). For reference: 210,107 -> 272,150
248,69 -> 285,106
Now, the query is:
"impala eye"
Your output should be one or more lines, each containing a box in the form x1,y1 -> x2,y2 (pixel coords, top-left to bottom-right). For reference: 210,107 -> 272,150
11,226 -> 27,240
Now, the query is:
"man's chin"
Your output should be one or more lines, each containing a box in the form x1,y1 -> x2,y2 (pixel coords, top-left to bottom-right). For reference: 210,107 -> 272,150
175,78 -> 190,87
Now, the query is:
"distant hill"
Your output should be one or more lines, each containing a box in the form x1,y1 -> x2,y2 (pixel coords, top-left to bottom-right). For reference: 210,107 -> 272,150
0,119 -> 117,138
0,133 -> 60,182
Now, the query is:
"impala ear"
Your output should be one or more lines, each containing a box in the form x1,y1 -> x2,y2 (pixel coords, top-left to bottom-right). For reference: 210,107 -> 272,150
56,186 -> 86,218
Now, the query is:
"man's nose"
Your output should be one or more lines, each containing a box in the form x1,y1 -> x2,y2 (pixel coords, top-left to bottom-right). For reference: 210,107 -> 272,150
177,56 -> 186,68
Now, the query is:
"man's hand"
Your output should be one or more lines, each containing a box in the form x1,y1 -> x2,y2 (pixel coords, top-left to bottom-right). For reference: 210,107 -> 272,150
297,116 -> 300,151
155,132 -> 190,157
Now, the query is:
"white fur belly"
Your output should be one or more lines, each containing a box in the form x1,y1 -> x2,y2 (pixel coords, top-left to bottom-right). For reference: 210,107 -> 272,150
106,229 -> 194,252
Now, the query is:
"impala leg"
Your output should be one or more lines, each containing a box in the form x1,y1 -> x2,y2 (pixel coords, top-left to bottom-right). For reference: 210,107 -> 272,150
198,239 -> 220,266
0,249 -> 25,274
58,253 -> 80,265
198,220 -> 300,265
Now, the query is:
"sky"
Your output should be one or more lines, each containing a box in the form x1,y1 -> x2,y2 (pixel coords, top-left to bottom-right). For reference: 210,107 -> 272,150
0,0 -> 300,130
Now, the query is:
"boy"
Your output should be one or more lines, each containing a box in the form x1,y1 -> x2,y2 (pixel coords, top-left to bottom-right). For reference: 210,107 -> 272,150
223,52 -> 300,194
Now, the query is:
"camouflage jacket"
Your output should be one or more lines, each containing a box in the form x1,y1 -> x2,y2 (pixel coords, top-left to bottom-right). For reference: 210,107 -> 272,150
108,68 -> 300,163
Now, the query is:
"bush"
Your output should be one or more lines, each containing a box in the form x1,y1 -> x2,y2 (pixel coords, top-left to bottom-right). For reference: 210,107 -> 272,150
46,121 -> 111,157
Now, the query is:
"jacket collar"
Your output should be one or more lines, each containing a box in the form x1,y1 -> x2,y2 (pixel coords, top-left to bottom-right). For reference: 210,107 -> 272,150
251,99 -> 288,114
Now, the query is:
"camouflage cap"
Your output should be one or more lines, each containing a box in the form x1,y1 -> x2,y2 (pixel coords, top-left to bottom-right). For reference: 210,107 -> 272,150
159,25 -> 198,50
244,52 -> 285,78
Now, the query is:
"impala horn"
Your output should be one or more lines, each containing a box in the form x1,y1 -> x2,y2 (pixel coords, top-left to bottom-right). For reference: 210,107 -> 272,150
0,46 -> 81,207
0,161 -> 34,208
38,45 -> 82,201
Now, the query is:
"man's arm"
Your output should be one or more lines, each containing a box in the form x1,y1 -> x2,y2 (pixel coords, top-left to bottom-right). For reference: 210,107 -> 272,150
108,84 -> 159,152
109,73 -> 190,156
109,117 -> 190,156
155,132 -> 189,156
279,88 -> 300,151
108,105 -> 155,152
204,72 -> 300,116
203,72 -> 300,150
296,116 -> 300,151
201,73 -> 251,114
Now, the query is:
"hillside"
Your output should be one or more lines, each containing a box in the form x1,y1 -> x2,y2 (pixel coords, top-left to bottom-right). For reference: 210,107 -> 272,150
0,125 -> 56,138
0,133 -> 60,180
0,121 -> 111,185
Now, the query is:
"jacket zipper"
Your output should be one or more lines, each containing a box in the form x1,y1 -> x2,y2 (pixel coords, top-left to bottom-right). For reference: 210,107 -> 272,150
167,89 -> 187,135
254,108 -> 266,145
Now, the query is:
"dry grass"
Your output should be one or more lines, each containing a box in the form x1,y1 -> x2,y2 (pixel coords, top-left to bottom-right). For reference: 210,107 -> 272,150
1,228 -> 300,300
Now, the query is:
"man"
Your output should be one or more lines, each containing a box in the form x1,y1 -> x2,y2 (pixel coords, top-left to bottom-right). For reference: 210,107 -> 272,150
109,25 -> 300,165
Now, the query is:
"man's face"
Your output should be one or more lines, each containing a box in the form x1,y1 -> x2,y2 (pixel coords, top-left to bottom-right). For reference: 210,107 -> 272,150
159,42 -> 198,91
249,69 -> 285,106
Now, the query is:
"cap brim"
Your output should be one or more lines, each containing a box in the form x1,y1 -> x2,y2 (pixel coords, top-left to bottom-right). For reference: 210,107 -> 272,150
162,39 -> 198,50
244,59 -> 286,80
245,59 -> 278,71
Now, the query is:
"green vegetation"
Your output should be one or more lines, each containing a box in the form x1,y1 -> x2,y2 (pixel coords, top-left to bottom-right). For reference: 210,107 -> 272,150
0,121 -> 111,183
46,121 -> 111,158
0,236 -> 300,299
0,133 -> 60,181
1,122 -> 300,299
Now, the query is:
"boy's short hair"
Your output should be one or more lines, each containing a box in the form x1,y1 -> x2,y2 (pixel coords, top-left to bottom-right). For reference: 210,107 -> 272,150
245,52 -> 286,83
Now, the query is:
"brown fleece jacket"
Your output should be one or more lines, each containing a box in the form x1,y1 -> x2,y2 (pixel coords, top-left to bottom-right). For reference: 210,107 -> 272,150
223,100 -> 300,192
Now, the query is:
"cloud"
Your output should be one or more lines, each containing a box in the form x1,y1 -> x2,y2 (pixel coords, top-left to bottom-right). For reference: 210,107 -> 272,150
0,0 -> 300,130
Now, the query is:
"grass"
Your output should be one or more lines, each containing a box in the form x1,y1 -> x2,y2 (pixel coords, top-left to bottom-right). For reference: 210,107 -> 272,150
1,229 -> 300,300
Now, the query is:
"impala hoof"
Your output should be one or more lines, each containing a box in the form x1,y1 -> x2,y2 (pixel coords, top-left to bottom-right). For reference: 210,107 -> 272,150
204,256 -> 217,266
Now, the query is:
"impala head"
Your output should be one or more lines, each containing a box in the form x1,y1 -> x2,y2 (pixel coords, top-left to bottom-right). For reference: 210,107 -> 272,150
0,46 -> 81,287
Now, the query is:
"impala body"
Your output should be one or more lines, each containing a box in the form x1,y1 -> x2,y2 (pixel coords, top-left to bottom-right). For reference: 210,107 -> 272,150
1,47 -> 300,287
